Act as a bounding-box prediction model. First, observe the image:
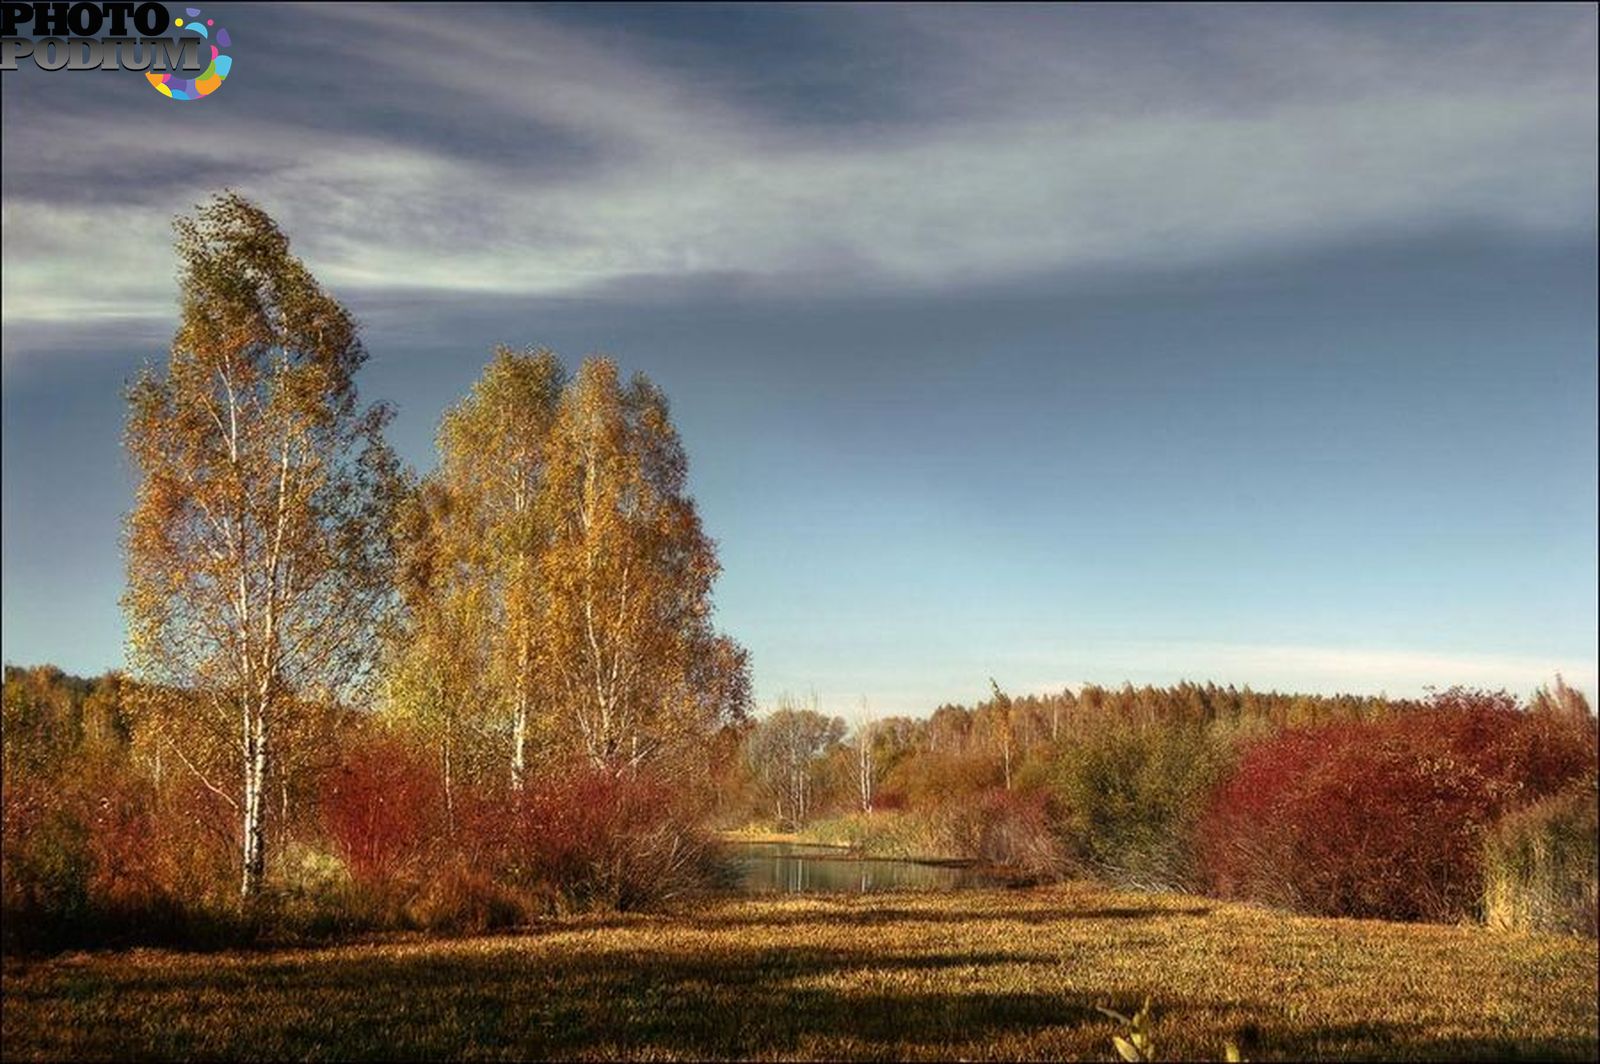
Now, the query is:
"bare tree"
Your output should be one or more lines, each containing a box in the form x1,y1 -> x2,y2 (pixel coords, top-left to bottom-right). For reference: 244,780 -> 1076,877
745,695 -> 845,829
855,698 -> 876,815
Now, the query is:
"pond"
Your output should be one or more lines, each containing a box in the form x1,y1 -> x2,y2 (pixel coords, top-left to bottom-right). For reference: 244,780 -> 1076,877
725,841 -> 999,894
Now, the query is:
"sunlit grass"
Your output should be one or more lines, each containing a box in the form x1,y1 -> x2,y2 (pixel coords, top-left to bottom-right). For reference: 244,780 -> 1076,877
4,883 -> 1596,1061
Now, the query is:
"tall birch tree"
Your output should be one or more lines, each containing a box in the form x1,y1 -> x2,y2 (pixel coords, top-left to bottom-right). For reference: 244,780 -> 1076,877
123,193 -> 399,898
434,346 -> 564,789
539,358 -> 745,772
385,478 -> 495,822
855,699 -> 877,814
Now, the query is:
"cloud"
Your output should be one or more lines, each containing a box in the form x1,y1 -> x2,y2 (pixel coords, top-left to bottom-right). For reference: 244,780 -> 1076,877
755,636 -> 1598,719
2,3 -> 1595,325
1019,640 -> 1599,703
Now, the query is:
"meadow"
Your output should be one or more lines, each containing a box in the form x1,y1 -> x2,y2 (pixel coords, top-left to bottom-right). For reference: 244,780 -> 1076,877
3,882 -> 1596,1062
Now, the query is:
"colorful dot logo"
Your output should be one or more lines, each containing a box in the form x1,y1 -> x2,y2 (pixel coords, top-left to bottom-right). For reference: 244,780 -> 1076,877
147,8 -> 231,101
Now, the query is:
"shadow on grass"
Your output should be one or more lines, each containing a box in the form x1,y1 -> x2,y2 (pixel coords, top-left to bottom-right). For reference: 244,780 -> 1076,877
9,944 -> 1113,1059
8,937 -> 1597,1063
668,903 -> 1215,933
1259,1020 -> 1593,1063
6,914 -> 1595,1062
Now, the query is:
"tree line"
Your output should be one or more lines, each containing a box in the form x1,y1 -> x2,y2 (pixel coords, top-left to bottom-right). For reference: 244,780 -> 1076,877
725,676 -> 1596,929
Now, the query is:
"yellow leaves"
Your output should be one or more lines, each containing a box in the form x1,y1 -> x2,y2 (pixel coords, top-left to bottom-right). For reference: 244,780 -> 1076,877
1097,997 -> 1154,1061
401,347 -> 743,779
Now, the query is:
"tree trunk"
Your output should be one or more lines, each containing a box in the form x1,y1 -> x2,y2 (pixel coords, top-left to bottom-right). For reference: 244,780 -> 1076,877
511,632 -> 531,790
241,704 -> 267,898
443,727 -> 455,832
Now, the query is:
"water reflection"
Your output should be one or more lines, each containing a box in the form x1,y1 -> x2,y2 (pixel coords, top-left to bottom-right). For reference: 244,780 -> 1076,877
726,841 -> 994,894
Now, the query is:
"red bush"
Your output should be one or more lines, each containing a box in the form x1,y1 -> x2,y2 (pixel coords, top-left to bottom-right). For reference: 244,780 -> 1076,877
2,759 -> 200,949
453,763 -> 719,910
940,787 -> 1066,879
1201,690 -> 1597,921
82,765 -> 168,912
320,736 -> 445,885
872,790 -> 908,812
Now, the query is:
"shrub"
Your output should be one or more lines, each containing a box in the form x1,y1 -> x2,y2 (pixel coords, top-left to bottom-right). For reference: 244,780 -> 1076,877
1052,722 -> 1230,890
407,864 -> 534,934
1201,691 -> 1597,922
1,763 -> 200,951
809,792 -> 1066,877
1,781 -> 92,945
938,788 -> 1067,879
273,841 -> 352,901
471,764 -> 723,911
319,735 -> 445,887
1483,782 -> 1598,937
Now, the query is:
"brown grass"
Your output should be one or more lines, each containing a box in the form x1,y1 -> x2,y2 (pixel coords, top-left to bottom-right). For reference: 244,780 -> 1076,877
3,883 -> 1596,1061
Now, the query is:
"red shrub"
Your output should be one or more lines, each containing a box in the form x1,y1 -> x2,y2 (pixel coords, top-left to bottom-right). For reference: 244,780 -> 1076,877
1201,690 -> 1597,922
872,790 -> 908,812
455,763 -> 719,910
320,736 -> 445,885
3,760 -> 197,949
940,787 -> 1066,880
82,764 -> 168,912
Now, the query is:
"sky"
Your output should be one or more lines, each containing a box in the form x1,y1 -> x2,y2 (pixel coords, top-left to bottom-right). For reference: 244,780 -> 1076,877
2,2 -> 1596,716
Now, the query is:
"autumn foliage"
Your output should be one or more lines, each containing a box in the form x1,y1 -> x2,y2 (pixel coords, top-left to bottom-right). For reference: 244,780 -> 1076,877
5,199 -> 1597,956
1200,689 -> 1598,921
320,736 -> 446,886
492,766 -> 722,910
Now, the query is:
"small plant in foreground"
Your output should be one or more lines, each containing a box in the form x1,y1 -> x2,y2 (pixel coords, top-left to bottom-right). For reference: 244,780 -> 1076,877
1097,996 -> 1245,1062
1096,997 -> 1155,1061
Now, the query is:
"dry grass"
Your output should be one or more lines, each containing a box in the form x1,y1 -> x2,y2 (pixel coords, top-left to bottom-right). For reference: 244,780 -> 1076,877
3,883 -> 1596,1061
715,828 -> 839,847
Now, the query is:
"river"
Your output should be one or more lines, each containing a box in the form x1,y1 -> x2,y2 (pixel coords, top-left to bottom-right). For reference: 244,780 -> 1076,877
725,840 -> 998,894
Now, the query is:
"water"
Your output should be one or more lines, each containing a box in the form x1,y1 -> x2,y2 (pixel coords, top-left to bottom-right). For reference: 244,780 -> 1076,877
726,841 -> 997,894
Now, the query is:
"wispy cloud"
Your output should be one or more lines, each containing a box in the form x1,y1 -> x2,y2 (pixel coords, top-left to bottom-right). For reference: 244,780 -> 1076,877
2,3 -> 1595,326
1021,640 -> 1598,702
757,639 -> 1597,719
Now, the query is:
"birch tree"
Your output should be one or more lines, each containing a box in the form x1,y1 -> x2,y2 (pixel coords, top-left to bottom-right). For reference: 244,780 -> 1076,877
855,698 -> 876,815
385,478 -> 495,822
538,359 -> 745,772
433,347 -> 564,789
746,698 -> 846,829
123,193 -> 399,898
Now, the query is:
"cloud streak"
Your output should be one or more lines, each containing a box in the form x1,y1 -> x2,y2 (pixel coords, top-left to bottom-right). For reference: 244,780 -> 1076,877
782,639 -> 1597,719
2,3 -> 1594,328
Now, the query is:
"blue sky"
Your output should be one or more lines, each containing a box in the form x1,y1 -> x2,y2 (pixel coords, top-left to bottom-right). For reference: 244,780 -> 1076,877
2,3 -> 1596,714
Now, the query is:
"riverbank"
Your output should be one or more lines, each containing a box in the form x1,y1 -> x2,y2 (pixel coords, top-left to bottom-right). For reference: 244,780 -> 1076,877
722,813 -> 965,864
4,882 -> 1595,1061
717,827 -> 978,871
717,827 -> 850,848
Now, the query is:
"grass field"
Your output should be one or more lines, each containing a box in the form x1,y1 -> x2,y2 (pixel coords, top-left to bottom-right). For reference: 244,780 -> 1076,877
3,883 -> 1596,1061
